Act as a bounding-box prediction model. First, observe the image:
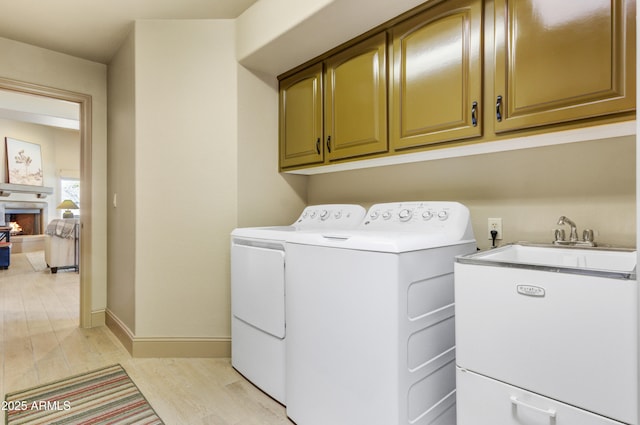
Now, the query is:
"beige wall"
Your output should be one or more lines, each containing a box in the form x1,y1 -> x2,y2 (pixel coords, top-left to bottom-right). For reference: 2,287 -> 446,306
132,20 -> 238,338
107,30 -> 136,332
53,129 -> 81,180
307,136 -> 636,249
237,65 -> 307,227
0,37 -> 107,315
105,18 -> 310,352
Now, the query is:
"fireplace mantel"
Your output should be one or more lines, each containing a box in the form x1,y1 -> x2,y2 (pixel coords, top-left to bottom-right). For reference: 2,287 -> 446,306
0,183 -> 53,198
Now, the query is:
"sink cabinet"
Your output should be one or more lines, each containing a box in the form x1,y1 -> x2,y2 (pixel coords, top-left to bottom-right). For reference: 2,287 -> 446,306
455,246 -> 638,424
391,0 -> 483,150
493,0 -> 636,133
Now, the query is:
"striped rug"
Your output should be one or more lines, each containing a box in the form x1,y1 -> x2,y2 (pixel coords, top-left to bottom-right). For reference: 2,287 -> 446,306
4,364 -> 164,425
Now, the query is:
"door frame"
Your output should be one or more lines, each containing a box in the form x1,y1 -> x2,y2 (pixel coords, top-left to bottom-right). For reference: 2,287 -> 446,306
0,76 -> 92,328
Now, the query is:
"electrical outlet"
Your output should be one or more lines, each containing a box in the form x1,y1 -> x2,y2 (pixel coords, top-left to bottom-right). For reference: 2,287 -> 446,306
488,218 -> 503,240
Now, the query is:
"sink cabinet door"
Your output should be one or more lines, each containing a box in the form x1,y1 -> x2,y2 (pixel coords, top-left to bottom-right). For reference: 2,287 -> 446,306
324,32 -> 388,161
493,0 -> 636,133
457,369 -> 629,425
390,0 -> 483,150
279,63 -> 324,169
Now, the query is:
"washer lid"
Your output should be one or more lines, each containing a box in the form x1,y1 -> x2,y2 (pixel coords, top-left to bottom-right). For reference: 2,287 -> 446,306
286,201 -> 476,252
287,230 -> 475,253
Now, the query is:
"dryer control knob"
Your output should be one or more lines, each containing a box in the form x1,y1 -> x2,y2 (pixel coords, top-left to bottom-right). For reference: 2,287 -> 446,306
334,211 -> 342,219
422,211 -> 434,220
370,211 -> 380,220
382,211 -> 392,220
320,210 -> 329,220
398,209 -> 412,221
310,211 -> 317,218
437,210 -> 449,221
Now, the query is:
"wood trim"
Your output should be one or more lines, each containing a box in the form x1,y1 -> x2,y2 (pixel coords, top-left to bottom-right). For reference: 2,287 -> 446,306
105,309 -> 134,353
131,338 -> 231,358
91,309 -> 106,327
0,76 -> 93,328
106,310 -> 231,358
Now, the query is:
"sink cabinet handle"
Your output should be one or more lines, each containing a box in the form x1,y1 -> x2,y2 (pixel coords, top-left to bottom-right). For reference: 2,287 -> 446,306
326,135 -> 332,153
496,95 -> 503,122
315,137 -> 321,154
471,101 -> 478,127
510,396 -> 556,418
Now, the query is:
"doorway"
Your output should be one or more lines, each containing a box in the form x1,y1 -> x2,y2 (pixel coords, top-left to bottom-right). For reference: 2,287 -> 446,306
0,76 -> 92,328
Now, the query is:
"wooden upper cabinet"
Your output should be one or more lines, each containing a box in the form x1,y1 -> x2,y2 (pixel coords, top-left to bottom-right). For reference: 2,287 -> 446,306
391,0 -> 483,151
324,32 -> 388,161
279,63 -> 324,169
279,0 -> 636,172
494,0 -> 636,133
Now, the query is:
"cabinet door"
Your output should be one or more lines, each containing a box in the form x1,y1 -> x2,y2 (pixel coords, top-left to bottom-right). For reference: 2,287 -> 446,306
279,63 -> 324,169
324,32 -> 388,161
391,0 -> 483,150
494,0 -> 636,133
457,369 -> 629,425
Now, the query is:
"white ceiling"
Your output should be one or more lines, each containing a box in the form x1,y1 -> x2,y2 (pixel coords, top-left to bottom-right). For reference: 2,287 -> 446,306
0,0 -> 259,64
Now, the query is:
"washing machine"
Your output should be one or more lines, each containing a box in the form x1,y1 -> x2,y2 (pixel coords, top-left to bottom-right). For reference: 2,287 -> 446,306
284,201 -> 476,425
230,204 -> 366,405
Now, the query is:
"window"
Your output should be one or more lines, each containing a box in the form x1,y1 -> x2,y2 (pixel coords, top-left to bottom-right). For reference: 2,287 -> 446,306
60,178 -> 80,217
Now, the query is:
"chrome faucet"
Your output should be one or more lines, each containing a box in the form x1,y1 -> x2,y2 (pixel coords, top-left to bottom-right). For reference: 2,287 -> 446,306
554,216 -> 596,247
557,216 -> 578,242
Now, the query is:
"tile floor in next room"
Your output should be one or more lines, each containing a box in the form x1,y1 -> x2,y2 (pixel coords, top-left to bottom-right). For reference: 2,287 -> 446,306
0,252 -> 294,425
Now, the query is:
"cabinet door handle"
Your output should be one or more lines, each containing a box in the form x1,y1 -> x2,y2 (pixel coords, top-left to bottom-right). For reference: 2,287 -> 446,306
496,95 -> 503,122
510,396 -> 556,418
471,101 -> 478,127
326,136 -> 332,153
315,138 -> 321,154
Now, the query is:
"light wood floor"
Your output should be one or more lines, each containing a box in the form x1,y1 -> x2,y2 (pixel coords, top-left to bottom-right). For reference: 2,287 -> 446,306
1,252 -> 294,425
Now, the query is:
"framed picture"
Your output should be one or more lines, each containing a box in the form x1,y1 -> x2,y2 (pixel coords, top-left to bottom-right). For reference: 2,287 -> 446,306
5,137 -> 43,186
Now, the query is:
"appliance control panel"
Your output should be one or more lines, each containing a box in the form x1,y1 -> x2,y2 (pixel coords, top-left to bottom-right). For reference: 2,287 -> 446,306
361,202 -> 471,233
295,204 -> 366,229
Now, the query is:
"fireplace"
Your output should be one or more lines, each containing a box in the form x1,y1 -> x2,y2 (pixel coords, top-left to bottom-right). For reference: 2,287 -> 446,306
0,201 -> 48,253
5,208 -> 42,235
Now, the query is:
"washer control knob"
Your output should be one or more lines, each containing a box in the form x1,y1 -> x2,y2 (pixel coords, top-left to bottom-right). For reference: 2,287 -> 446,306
370,211 -> 380,220
310,211 -> 317,218
398,209 -> 412,222
334,211 -> 342,219
382,211 -> 392,220
320,210 -> 329,220
437,210 -> 449,221
422,211 -> 434,220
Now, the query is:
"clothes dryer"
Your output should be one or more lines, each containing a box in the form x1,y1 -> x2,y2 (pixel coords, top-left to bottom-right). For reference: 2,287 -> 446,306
230,204 -> 366,404
284,202 -> 476,425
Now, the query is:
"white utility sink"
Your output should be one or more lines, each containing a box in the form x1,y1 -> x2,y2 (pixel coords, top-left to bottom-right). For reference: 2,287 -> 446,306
455,242 -> 638,424
458,243 -> 636,278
